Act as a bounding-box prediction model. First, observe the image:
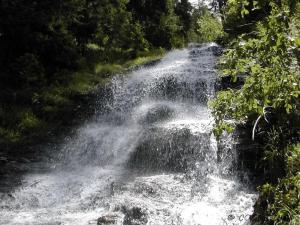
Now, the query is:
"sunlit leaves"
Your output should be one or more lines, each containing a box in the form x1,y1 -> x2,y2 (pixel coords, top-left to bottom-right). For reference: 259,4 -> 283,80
211,2 -> 300,136
295,37 -> 300,48
259,173 -> 300,224
196,10 -> 223,43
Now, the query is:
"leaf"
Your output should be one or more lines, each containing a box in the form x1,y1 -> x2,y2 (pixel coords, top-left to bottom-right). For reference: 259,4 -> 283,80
295,37 -> 300,48
241,8 -> 249,17
285,103 -> 292,113
232,75 -> 238,83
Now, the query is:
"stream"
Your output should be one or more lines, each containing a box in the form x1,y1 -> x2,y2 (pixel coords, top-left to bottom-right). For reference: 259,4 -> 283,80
0,43 -> 257,225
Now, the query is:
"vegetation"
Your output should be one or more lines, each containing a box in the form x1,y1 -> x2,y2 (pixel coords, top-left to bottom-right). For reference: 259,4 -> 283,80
187,4 -> 223,43
196,9 -> 223,43
254,143 -> 300,224
0,0 -> 214,148
210,0 -> 300,224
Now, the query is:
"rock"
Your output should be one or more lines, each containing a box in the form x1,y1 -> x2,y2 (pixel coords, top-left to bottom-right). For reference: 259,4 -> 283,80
138,104 -> 174,125
207,45 -> 223,56
228,214 -> 235,220
0,156 -> 8,162
122,207 -> 148,225
127,127 -> 209,172
97,214 -> 119,225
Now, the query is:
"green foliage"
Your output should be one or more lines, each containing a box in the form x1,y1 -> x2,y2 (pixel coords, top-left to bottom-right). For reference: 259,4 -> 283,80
258,173 -> 300,225
287,143 -> 300,176
0,106 -> 44,144
92,0 -> 150,61
0,128 -> 21,144
127,0 -> 186,49
122,48 -> 166,68
94,49 -> 166,77
220,0 -> 268,34
197,11 -> 224,43
252,141 -> 300,225
175,0 -> 193,39
211,2 -> 300,136
18,111 -> 43,133
95,64 -> 123,77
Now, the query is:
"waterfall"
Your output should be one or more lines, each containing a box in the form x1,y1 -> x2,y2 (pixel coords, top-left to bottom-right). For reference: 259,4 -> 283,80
0,43 -> 257,225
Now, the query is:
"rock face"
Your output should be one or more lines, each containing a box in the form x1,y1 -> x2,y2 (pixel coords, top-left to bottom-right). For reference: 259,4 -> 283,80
97,207 -> 148,225
127,127 -> 211,172
122,207 -> 148,225
97,215 -> 117,225
234,124 -> 264,181
138,104 -> 174,125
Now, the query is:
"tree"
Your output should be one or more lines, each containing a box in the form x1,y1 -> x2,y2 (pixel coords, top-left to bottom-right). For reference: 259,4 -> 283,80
197,9 -> 223,42
127,0 -> 182,49
174,0 -> 193,39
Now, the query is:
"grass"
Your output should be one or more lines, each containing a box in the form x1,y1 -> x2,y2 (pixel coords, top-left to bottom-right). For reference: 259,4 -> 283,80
123,48 -> 165,68
94,48 -> 165,76
94,64 -> 123,77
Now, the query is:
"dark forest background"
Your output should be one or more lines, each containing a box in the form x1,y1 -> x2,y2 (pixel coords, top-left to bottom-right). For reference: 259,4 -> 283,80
0,0 -> 220,147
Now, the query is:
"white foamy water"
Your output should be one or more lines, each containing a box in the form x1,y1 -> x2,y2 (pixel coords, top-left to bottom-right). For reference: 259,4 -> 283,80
0,43 -> 257,225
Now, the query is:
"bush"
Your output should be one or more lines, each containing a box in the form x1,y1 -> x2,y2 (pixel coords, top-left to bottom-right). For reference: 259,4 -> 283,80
211,3 -> 300,136
18,111 -> 42,133
287,144 -> 300,176
257,173 -> 300,225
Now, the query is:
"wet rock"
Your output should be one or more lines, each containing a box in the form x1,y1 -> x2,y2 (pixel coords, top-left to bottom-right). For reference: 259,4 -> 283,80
127,127 -> 210,172
188,44 -> 222,57
97,214 -> 119,225
228,214 -> 235,220
122,207 -> 148,225
234,124 -> 264,183
207,45 -> 223,56
132,181 -> 158,196
110,182 -> 127,195
149,76 -> 208,104
0,156 -> 8,163
139,104 -> 174,125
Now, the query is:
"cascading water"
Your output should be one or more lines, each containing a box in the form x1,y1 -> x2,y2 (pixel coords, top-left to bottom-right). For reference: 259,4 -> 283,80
0,43 -> 257,225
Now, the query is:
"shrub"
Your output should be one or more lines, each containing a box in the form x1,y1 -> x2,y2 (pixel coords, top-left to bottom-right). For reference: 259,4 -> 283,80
258,173 -> 300,225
